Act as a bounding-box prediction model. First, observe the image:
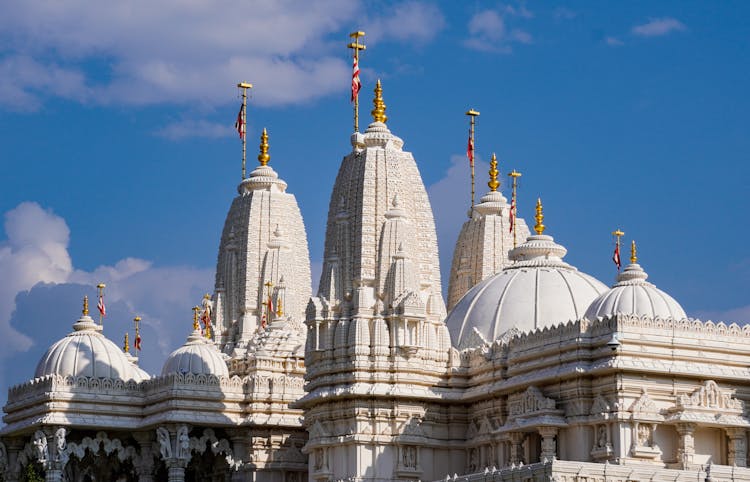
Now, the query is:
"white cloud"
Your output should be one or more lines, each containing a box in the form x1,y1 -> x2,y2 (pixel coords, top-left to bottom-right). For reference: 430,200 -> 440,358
632,17 -> 686,37
0,1 -> 444,111
156,119 -> 235,141
0,202 -> 212,395
464,10 -> 532,53
606,36 -> 625,46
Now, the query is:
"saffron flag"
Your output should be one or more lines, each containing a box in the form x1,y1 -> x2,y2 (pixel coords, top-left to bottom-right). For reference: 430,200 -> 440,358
509,196 -> 516,233
351,56 -> 361,102
613,243 -> 621,271
97,295 -> 106,317
267,295 -> 274,318
234,104 -> 245,140
467,133 -> 474,166
134,334 -> 142,350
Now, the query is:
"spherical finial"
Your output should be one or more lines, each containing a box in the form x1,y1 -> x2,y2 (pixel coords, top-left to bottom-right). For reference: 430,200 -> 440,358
258,128 -> 270,166
192,306 -> 201,331
534,197 -> 545,234
630,239 -> 638,264
82,296 -> 89,316
371,79 -> 387,123
488,153 -> 500,192
123,333 -> 130,353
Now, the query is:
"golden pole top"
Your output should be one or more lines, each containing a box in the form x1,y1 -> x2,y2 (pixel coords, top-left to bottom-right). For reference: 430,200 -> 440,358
192,306 -> 200,330
466,109 -> 480,117
264,281 -> 273,288
612,228 -> 625,239
237,82 -> 253,89
488,153 -> 500,192
630,240 -> 638,264
534,198 -> 545,235
203,293 -> 211,300
123,333 -> 130,353
371,80 -> 387,123
134,315 -> 141,323
508,169 -> 522,179
82,296 -> 89,316
97,283 -> 106,289
258,128 -> 270,166
347,31 -> 366,50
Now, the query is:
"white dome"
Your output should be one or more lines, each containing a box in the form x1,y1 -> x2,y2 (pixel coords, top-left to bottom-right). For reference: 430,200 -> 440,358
446,234 -> 608,349
162,330 -> 229,377
585,260 -> 686,320
35,308 -> 148,382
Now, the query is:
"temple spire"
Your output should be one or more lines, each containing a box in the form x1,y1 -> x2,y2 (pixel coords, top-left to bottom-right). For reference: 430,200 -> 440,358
192,306 -> 200,331
534,197 -> 545,234
82,296 -> 89,316
371,80 -> 387,123
488,153 -> 499,192
258,128 -> 270,166
631,239 -> 638,264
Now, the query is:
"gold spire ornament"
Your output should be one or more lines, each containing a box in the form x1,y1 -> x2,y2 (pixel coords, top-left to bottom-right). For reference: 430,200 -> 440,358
123,333 -> 130,353
258,128 -> 270,166
276,297 -> 283,318
630,239 -> 638,264
508,169 -> 522,247
347,31 -> 366,132
237,82 -> 253,180
83,296 -> 89,316
534,198 -> 545,234
488,153 -> 499,192
371,80 -> 387,123
192,306 -> 200,331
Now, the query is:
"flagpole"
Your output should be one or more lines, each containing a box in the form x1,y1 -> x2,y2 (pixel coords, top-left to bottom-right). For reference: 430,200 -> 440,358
237,82 -> 253,180
96,283 -> 105,326
508,169 -> 522,248
263,280 -> 273,329
466,109 -> 480,215
348,31 -> 366,133
612,228 -> 625,271
134,316 -> 141,361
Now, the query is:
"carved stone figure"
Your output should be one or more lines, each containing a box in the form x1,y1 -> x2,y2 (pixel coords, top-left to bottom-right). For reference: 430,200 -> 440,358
176,425 -> 190,460
54,428 -> 68,466
314,449 -> 323,470
637,424 -> 652,446
597,425 -> 607,448
32,430 -> 49,465
156,427 -> 172,459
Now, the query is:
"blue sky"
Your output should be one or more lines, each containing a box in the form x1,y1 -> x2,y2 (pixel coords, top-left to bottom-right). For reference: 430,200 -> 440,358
1,1 -> 748,401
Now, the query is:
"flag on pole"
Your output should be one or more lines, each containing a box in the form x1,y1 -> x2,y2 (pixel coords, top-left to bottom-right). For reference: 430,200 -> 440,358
267,295 -> 274,319
509,196 -> 516,233
234,104 -> 245,140
134,333 -> 142,350
260,313 -> 267,330
467,132 -> 474,166
612,243 -> 621,271
351,56 -> 361,102
97,295 -> 106,318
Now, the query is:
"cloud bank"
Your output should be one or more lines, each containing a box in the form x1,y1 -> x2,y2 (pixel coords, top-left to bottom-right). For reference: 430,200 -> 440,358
632,17 -> 686,37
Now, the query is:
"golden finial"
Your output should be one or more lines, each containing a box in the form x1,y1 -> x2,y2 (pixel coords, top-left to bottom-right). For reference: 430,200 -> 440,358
83,296 -> 89,316
534,197 -> 545,234
192,306 -> 200,331
205,321 -> 211,340
258,128 -> 270,166
630,240 -> 638,264
371,79 -> 387,123
488,153 -> 500,192
203,293 -> 210,300
276,297 -> 283,317
123,333 -> 130,353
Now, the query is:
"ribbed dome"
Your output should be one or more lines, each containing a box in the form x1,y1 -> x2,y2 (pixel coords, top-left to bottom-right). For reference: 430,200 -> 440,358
446,234 -> 608,349
162,330 -> 229,377
35,309 -> 148,382
585,259 -> 686,321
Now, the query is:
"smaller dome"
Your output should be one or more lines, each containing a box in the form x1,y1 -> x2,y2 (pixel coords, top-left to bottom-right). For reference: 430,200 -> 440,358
162,330 -> 229,377
35,301 -> 148,382
585,259 -> 686,321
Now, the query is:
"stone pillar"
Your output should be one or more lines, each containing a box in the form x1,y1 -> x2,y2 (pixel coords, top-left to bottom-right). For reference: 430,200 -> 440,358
726,428 -> 747,467
228,429 -> 248,482
676,423 -> 696,469
134,432 -> 156,482
167,465 -> 186,482
509,432 -> 524,465
4,438 -> 25,482
44,469 -> 63,482
538,427 -> 558,463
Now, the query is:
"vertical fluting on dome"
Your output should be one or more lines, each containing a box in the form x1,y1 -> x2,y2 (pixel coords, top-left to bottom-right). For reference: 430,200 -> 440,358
446,155 -> 530,311
213,129 -> 311,357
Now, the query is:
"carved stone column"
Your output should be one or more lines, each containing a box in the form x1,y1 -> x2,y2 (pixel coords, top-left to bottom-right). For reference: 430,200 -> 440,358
156,425 -> 191,482
538,427 -> 558,463
726,428 -> 747,467
676,423 -> 696,469
4,438 -> 24,482
508,432 -> 524,465
228,429 -> 248,482
133,432 -> 156,482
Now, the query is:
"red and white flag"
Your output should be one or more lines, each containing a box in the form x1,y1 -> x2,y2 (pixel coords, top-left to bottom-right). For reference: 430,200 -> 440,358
267,295 -> 274,319
467,133 -> 474,166
234,104 -> 245,140
97,295 -> 106,318
351,56 -> 361,102
612,243 -> 621,271
134,333 -> 142,351
260,313 -> 267,330
509,196 -> 516,233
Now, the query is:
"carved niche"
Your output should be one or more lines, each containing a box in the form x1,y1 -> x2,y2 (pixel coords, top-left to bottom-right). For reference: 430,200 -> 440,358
589,395 -> 614,461
629,389 -> 662,459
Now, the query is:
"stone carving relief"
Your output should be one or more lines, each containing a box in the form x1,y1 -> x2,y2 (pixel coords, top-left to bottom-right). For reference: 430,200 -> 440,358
508,386 -> 556,418
176,425 -> 190,460
32,430 -> 48,466
629,389 -> 662,459
189,428 -> 240,470
676,380 -> 743,411
156,427 -> 172,459
66,432 -> 138,464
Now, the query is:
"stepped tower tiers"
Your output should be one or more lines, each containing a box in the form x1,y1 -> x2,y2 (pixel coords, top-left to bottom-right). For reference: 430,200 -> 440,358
447,154 -> 531,311
300,82 -> 457,482
213,128 -> 312,357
